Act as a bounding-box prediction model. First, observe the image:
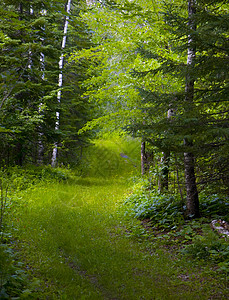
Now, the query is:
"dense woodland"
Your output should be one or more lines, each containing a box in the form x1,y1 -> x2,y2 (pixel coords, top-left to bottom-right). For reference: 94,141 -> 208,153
1,0 -> 228,214
0,0 -> 229,298
0,0 -> 94,168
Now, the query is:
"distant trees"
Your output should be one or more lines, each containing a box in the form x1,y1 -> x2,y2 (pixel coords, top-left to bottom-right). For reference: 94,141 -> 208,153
0,0 -> 93,167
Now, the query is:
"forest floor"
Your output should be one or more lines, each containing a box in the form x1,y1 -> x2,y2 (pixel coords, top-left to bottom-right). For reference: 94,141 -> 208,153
10,175 -> 228,299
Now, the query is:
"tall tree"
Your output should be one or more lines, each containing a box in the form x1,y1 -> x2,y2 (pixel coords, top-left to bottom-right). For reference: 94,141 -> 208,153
183,0 -> 200,217
51,0 -> 72,167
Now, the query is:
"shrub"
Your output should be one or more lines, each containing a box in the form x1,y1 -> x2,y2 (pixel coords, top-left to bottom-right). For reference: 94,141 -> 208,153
181,225 -> 229,272
199,193 -> 229,222
122,180 -> 184,229
0,166 -> 70,192
0,242 -> 39,299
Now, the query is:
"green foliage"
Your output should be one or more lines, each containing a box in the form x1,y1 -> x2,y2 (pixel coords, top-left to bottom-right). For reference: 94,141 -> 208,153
123,179 -> 184,229
72,0 -> 229,198
199,193 -> 229,222
0,243 -> 39,299
0,177 -> 40,299
0,0 -> 94,167
1,166 -> 70,192
123,178 -> 229,227
181,225 -> 229,272
122,176 -> 229,275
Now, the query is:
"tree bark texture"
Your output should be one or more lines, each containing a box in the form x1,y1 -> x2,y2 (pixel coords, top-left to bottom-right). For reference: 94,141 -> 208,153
184,148 -> 199,217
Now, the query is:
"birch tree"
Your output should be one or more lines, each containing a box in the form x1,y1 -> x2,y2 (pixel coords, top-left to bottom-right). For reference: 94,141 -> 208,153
183,0 -> 200,218
51,0 -> 72,167
37,8 -> 47,165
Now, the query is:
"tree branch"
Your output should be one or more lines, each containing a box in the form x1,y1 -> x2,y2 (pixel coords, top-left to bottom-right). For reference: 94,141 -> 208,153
0,61 -> 29,110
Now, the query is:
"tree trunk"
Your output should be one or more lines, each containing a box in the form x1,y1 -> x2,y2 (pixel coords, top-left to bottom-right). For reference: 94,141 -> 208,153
141,141 -> 153,176
159,108 -> 174,192
37,9 -> 46,165
184,146 -> 199,217
184,0 -> 200,218
159,151 -> 170,193
141,141 -> 146,175
51,0 -> 72,167
16,141 -> 23,166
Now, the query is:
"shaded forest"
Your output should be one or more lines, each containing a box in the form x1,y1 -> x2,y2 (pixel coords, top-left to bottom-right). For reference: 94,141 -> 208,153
0,0 -> 229,299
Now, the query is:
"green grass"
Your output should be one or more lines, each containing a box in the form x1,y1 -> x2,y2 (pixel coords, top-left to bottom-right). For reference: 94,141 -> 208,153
79,136 -> 141,178
10,178 -> 227,299
2,137 -> 229,299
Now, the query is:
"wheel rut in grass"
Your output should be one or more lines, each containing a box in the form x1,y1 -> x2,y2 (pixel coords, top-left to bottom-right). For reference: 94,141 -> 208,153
16,177 -> 229,299
60,248 -> 119,300
48,178 -> 172,299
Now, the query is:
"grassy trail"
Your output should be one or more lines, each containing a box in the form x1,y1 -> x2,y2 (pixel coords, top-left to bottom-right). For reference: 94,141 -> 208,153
14,176 -> 226,299
16,177 -> 168,299
11,139 -> 227,299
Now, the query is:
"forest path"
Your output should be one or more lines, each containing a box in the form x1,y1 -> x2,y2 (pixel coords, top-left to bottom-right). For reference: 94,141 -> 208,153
16,176 -> 213,299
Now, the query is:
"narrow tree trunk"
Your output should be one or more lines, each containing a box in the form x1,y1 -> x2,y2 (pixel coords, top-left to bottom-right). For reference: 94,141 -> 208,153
159,151 -> 170,192
141,141 -> 147,175
37,9 -> 46,165
184,0 -> 200,218
51,0 -> 72,167
141,141 -> 153,176
158,107 -> 174,192
184,148 -> 199,217
16,141 -> 23,166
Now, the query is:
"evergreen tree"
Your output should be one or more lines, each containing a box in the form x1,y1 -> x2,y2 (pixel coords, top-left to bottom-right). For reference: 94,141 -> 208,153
162,0 -> 229,207
136,0 -> 229,214
0,0 -> 93,167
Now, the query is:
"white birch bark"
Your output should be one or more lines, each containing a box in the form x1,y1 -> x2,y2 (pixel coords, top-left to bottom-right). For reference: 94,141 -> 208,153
40,9 -> 46,81
28,6 -> 46,164
51,0 -> 72,167
28,7 -> 33,71
37,9 -> 47,165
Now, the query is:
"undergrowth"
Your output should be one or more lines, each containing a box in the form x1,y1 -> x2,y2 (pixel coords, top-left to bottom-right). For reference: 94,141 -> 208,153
5,165 -> 71,191
0,166 -> 70,299
121,177 -> 229,274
